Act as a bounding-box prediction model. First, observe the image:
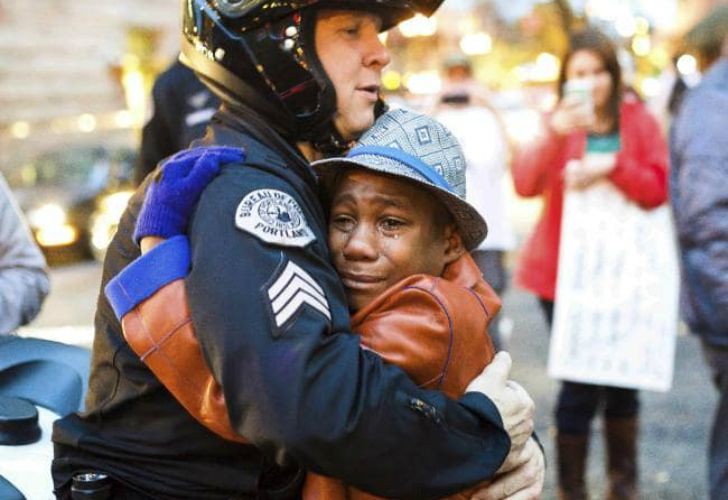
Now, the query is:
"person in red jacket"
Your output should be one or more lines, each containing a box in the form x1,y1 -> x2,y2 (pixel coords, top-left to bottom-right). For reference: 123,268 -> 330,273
512,28 -> 668,500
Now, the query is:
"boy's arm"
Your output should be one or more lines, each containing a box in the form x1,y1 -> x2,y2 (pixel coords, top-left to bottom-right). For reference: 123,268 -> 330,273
353,271 -> 498,400
140,236 -> 165,254
106,145 -> 246,440
133,145 -> 245,245
105,236 -> 244,442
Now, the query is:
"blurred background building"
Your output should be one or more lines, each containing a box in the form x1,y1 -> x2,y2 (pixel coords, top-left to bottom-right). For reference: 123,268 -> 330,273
0,0 -> 721,159
0,0 -> 180,260
0,0 -> 179,164
0,0 -> 724,260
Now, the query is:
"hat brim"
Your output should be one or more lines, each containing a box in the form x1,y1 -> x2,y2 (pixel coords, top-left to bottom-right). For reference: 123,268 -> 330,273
311,156 -> 488,251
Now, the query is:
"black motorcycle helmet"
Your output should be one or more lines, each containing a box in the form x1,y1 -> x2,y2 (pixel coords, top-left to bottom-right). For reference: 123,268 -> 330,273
181,0 -> 444,153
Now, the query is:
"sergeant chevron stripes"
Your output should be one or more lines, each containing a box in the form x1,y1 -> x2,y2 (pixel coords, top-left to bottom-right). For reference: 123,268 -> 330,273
268,261 -> 331,327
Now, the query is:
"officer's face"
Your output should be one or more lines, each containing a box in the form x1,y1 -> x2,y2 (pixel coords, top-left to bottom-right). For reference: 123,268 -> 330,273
316,11 -> 391,141
327,169 -> 464,312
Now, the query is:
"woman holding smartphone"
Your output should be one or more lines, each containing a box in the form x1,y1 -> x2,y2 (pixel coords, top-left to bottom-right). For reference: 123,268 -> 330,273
512,28 -> 668,500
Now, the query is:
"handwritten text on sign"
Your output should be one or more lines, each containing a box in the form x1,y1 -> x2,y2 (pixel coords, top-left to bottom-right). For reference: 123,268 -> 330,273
548,180 -> 679,392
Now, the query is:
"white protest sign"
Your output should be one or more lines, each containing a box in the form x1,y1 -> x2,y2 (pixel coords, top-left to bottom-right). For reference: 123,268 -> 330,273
548,178 -> 679,392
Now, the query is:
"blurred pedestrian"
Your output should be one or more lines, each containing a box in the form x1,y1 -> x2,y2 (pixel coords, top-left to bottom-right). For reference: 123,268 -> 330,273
434,54 -> 516,350
135,59 -> 219,185
670,6 -> 728,499
512,27 -> 668,499
0,171 -> 49,335
438,53 -> 492,106
648,54 -> 691,131
666,56 -> 690,118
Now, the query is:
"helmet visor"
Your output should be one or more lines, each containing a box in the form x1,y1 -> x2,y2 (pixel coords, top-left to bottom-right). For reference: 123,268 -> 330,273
328,0 -> 445,17
321,0 -> 445,30
406,0 -> 445,17
208,0 -> 445,32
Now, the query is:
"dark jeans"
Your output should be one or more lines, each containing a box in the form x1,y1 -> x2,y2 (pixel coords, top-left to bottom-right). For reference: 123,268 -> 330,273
538,299 -> 639,435
700,341 -> 728,500
471,250 -> 506,351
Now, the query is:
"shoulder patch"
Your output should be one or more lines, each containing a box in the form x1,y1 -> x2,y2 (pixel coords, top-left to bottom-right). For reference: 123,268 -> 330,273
235,189 -> 316,248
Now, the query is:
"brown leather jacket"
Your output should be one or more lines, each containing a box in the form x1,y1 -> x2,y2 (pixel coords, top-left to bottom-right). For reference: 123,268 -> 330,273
120,252 -> 500,498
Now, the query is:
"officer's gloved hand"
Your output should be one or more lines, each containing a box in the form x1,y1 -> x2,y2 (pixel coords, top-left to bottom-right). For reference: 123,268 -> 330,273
134,146 -> 245,244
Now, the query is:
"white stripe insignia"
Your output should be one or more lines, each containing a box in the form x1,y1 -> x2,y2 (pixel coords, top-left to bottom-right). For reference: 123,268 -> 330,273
268,261 -> 330,327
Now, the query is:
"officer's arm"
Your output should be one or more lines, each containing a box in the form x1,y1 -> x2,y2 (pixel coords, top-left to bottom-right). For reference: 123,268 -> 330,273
186,173 -> 510,498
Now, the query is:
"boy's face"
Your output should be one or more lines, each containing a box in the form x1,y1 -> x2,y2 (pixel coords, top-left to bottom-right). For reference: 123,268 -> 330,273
315,10 -> 391,141
327,169 -> 463,311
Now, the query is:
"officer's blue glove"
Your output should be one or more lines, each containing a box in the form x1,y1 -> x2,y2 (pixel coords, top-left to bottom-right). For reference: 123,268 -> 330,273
133,146 -> 245,244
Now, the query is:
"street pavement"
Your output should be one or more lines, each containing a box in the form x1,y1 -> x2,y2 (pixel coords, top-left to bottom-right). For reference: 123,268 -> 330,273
28,260 -> 715,499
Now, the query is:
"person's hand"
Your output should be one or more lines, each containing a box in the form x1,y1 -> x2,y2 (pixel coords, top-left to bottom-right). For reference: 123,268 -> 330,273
465,352 -> 535,450
133,146 -> 245,244
471,437 -> 545,499
564,153 -> 616,191
550,94 -> 595,136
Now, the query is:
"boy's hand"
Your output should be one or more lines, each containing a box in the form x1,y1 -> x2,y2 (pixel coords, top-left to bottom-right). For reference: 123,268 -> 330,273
134,146 -> 245,244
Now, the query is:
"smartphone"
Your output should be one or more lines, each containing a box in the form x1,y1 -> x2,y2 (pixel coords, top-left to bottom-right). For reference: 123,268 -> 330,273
563,77 -> 595,116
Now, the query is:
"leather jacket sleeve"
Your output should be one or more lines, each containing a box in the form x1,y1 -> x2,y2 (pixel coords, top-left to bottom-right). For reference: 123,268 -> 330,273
351,253 -> 499,399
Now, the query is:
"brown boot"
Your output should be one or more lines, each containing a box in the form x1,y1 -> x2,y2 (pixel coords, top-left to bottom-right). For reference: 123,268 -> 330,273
604,417 -> 639,500
557,433 -> 589,500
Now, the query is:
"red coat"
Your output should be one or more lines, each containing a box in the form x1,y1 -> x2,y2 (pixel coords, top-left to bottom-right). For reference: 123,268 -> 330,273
511,95 -> 668,301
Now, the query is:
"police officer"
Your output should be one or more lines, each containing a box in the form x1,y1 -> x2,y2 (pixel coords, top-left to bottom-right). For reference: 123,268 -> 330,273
135,60 -> 220,186
52,1 -> 544,498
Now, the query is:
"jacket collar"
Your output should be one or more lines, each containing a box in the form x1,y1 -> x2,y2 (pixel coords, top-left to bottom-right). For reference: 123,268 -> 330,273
350,253 -> 486,325
441,253 -> 485,290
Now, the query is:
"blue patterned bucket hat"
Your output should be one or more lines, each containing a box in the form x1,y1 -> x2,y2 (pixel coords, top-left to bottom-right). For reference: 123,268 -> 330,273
311,108 -> 487,250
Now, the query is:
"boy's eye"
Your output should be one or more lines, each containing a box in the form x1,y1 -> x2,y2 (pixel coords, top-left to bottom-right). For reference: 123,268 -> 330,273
331,214 -> 356,232
380,218 -> 405,232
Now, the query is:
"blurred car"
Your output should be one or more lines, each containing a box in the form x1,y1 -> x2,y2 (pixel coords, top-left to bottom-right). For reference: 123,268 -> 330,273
88,185 -> 135,262
6,145 -> 136,261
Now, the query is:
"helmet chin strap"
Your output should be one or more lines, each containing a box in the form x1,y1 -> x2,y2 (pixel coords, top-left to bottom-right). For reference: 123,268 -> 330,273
311,97 -> 389,157
311,128 -> 355,157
